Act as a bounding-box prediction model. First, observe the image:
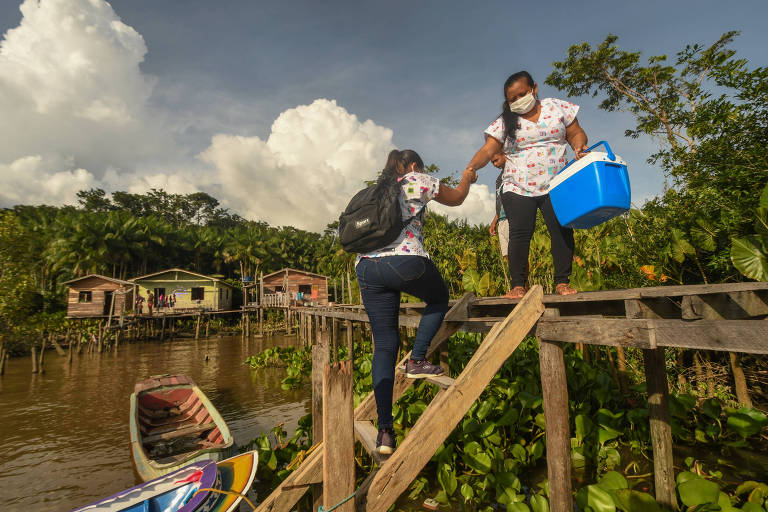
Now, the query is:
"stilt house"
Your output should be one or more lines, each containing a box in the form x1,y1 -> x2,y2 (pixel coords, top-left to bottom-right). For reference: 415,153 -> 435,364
63,275 -> 134,318
130,268 -> 234,312
261,268 -> 329,306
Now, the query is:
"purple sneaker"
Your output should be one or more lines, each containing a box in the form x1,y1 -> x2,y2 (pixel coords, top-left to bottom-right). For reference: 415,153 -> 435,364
405,359 -> 445,379
376,428 -> 395,455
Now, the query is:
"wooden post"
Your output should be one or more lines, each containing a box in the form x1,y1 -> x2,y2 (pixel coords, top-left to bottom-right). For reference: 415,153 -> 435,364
205,317 -> 210,338
331,318 -> 340,363
643,347 -> 676,508
312,329 -> 330,509
345,319 -> 353,360
31,345 -> 38,373
195,313 -> 201,340
38,336 -> 47,373
538,336 -> 572,512
160,314 -> 166,341
323,359 -> 355,512
259,307 -> 264,337
346,271 -> 352,304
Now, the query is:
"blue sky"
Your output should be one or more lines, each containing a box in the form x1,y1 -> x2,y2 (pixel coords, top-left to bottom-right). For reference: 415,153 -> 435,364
0,0 -> 766,230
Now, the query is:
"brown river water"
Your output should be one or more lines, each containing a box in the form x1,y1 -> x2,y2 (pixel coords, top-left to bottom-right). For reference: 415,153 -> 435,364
0,334 -> 310,512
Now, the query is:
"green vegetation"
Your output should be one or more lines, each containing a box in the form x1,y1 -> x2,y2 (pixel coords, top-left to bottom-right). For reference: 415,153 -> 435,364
244,334 -> 768,511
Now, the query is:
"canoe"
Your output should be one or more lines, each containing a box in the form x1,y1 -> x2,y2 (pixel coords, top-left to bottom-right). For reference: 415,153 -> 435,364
209,451 -> 259,512
130,375 -> 235,481
72,459 -> 220,512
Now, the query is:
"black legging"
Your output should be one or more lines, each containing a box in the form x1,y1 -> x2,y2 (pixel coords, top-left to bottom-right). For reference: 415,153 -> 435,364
501,191 -> 574,287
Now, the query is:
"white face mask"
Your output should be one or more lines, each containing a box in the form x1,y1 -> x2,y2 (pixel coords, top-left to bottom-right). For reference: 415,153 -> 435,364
508,92 -> 536,114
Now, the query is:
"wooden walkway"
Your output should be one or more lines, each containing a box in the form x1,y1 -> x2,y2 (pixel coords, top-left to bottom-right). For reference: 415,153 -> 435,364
263,282 -> 768,512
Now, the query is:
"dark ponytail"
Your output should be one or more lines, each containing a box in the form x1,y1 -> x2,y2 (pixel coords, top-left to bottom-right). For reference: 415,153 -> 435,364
501,71 -> 535,147
382,149 -> 424,177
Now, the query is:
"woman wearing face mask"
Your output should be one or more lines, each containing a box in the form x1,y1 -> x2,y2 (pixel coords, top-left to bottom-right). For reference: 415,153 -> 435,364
356,149 -> 476,455
465,71 -> 589,298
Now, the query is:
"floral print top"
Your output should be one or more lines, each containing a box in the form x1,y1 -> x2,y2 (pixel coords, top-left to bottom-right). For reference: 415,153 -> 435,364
357,171 -> 440,261
484,97 -> 579,197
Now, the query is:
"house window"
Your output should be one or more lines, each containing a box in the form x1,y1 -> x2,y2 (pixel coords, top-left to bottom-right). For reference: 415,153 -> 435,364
299,285 -> 312,294
191,287 -> 205,300
78,291 -> 92,303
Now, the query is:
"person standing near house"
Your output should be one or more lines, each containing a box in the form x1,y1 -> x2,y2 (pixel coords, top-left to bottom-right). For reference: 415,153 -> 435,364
147,291 -> 154,316
355,149 -> 476,456
169,292 -> 176,310
135,293 -> 144,315
464,71 -> 589,298
489,166 -> 511,295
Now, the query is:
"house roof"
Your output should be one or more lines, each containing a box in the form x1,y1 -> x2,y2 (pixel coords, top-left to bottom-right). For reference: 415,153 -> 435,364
62,274 -> 133,286
262,268 -> 329,280
129,268 -> 233,287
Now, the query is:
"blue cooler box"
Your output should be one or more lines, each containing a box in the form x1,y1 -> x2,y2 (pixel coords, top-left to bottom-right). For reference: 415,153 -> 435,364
548,140 -> 630,229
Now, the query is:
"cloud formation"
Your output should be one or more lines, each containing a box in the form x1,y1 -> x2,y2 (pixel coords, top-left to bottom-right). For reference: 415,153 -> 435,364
0,0 -> 495,230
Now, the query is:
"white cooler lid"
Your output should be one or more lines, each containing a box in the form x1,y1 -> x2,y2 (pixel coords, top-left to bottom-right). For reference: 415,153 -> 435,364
549,151 -> 626,190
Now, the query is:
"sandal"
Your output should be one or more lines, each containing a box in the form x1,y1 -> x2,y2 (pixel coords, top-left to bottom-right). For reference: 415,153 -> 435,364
502,286 -> 527,299
555,283 -> 578,295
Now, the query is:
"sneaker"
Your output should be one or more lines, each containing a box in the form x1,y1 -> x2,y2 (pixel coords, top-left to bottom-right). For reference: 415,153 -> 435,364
405,359 -> 445,379
376,428 -> 395,455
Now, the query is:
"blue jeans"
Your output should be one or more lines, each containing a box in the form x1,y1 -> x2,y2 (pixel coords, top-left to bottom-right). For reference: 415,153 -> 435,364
356,256 -> 449,429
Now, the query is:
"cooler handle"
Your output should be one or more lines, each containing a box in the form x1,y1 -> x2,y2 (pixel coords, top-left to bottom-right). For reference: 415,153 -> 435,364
558,140 -> 616,173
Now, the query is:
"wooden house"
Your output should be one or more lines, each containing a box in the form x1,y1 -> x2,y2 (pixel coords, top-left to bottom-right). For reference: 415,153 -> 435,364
261,268 -> 329,306
130,268 -> 234,312
63,275 -> 134,318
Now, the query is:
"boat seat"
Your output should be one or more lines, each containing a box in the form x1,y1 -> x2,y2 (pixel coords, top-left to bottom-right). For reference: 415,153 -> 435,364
143,422 -> 216,444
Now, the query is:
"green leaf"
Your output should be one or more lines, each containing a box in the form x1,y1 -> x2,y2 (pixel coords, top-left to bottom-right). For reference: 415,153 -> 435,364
463,269 -> 480,293
597,471 -> 628,491
497,407 -> 520,427
477,272 -> 491,296
530,494 -> 549,512
678,477 -> 720,507
702,398 -> 722,419
575,414 -> 594,443
576,484 -> 616,512
741,502 -> 765,512
463,448 -> 492,474
460,482 -> 474,502
731,236 -> 768,281
614,489 -> 661,512
726,407 -> 768,438
598,426 -> 622,444
511,443 -> 527,462
437,462 -> 457,497
508,504 -> 531,512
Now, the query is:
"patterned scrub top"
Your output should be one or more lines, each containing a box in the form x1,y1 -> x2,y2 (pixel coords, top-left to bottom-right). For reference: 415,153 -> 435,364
356,171 -> 440,262
484,97 -> 579,197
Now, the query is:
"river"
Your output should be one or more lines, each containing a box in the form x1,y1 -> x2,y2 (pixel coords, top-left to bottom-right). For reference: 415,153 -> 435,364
0,333 -> 310,512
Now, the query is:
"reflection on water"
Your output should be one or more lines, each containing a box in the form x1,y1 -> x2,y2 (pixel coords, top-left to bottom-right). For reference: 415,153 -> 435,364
0,334 -> 309,512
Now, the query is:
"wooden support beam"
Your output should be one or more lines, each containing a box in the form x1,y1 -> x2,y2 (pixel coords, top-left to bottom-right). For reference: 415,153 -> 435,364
345,319 -> 353,360
536,318 -> 768,354
643,347 -> 676,507
362,287 -> 544,512
323,360 -> 355,512
312,328 -> 329,510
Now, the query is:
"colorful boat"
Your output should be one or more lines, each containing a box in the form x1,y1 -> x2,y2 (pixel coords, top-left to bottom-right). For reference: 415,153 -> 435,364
130,375 -> 235,481
72,460 -> 220,512
209,451 -> 259,512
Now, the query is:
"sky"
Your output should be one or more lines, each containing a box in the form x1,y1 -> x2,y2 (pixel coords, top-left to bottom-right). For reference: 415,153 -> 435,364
0,0 -> 766,231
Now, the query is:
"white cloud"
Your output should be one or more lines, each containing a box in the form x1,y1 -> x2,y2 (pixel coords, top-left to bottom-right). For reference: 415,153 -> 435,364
200,99 -> 396,231
429,183 -> 496,226
0,155 -> 97,206
0,0 -> 179,203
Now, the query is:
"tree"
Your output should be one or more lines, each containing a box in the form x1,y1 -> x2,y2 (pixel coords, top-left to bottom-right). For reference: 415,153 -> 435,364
545,32 -> 768,281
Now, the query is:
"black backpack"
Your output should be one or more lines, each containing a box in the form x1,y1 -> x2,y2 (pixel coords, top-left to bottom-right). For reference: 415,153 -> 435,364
338,171 -> 411,253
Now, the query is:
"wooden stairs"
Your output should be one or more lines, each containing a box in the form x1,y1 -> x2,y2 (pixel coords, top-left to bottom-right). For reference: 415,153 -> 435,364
256,286 -> 545,512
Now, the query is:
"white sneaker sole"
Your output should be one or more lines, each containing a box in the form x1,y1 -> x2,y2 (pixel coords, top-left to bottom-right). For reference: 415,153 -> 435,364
376,445 -> 394,455
406,372 -> 444,379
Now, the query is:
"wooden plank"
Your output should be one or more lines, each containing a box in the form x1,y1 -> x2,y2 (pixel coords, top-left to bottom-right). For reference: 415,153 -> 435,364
643,348 -> 676,507
536,318 -> 654,349
424,374 -> 454,389
311,329 -> 329,509
362,287 -> 544,512
323,360 -> 355,512
538,335 -> 572,512
355,420 -> 386,464
683,292 -> 768,320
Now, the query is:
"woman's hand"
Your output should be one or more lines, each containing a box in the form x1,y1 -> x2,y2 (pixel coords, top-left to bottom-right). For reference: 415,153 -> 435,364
574,143 -> 589,160
463,167 -> 478,183
489,214 -> 499,236
491,153 -> 505,169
